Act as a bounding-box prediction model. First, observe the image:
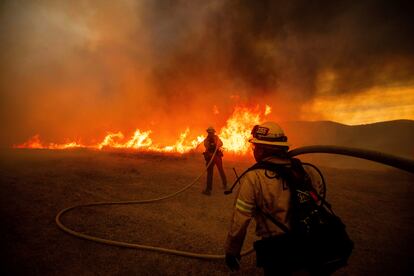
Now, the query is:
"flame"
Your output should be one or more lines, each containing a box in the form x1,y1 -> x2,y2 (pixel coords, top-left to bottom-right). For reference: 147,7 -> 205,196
219,107 -> 261,154
97,132 -> 124,149
96,130 -> 152,150
49,142 -> 84,149
15,105 -> 271,154
151,128 -> 205,153
124,130 -> 153,149
14,134 -> 44,149
265,105 -> 272,116
13,134 -> 85,149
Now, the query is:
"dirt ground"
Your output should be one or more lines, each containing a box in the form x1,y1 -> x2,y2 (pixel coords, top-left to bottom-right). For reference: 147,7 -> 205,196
1,149 -> 413,275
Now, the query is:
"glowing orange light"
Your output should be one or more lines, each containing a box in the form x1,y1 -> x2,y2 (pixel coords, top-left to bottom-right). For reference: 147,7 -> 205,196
265,105 -> 271,116
49,142 -> 84,149
13,135 -> 85,149
219,107 -> 261,154
14,105 -> 271,154
96,132 -> 124,149
213,105 -> 219,115
14,134 -> 44,149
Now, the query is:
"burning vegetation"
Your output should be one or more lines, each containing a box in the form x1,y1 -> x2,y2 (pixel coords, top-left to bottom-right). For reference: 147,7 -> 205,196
15,105 -> 269,154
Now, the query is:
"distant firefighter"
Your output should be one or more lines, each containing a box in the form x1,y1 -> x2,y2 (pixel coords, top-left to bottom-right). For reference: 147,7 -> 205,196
202,127 -> 227,195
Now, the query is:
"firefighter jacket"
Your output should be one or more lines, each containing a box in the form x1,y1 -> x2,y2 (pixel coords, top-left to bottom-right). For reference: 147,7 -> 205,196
225,156 -> 292,256
204,135 -> 223,153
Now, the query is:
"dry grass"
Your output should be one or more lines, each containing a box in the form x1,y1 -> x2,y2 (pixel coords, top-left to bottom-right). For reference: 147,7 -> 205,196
1,149 -> 413,275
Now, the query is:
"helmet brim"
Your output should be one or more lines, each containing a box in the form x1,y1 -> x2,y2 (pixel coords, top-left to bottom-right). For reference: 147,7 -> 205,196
249,138 -> 291,147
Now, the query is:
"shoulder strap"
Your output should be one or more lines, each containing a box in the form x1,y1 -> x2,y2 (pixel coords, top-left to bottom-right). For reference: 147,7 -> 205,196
251,160 -> 291,234
256,206 -> 290,233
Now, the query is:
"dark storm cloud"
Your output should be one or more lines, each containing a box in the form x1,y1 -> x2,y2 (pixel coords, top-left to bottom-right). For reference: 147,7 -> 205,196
144,0 -> 414,100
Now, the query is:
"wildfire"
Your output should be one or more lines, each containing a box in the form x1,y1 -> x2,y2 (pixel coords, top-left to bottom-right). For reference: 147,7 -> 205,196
14,105 -> 271,154
265,105 -> 272,116
96,130 -> 153,150
219,107 -> 262,154
150,128 -> 205,153
14,135 -> 44,149
97,132 -> 125,149
14,134 -> 85,149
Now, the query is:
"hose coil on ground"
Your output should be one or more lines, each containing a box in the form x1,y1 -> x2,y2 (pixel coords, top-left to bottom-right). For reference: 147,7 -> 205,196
56,147 -> 254,259
55,145 -> 414,260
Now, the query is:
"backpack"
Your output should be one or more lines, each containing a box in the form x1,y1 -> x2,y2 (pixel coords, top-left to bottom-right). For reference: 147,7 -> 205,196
206,136 -> 217,153
204,136 -> 223,158
252,158 -> 354,273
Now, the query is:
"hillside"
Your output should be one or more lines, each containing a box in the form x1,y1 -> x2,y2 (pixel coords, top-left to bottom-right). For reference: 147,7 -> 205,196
281,120 -> 414,169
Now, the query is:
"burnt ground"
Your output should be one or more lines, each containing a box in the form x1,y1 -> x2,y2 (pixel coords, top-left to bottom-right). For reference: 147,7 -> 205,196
0,149 -> 413,275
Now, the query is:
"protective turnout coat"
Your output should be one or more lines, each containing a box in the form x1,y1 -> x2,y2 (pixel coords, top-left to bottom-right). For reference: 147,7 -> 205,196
203,135 -> 223,154
225,156 -> 292,256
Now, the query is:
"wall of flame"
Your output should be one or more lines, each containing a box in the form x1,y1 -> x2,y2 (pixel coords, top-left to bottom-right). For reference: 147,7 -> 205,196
15,105 -> 271,154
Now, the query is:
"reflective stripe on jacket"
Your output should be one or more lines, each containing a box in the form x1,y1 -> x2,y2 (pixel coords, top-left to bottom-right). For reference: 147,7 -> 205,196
225,157 -> 292,256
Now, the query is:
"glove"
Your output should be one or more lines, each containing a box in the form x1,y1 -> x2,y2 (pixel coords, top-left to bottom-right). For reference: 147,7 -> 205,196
225,253 -> 240,272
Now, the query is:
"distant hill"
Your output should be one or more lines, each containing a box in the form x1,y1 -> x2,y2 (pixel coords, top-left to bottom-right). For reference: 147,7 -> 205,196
280,120 -> 414,169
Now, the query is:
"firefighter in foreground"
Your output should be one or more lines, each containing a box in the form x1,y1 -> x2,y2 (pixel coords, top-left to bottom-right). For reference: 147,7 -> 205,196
224,121 -> 353,275
202,127 -> 227,195
224,122 -> 292,274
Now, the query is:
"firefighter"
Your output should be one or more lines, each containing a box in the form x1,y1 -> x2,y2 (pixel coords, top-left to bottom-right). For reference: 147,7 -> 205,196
224,121 -> 294,275
202,127 -> 227,195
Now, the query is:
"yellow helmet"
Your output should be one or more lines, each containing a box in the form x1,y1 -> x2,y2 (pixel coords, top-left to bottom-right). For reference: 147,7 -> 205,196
249,121 -> 290,147
206,126 -> 216,133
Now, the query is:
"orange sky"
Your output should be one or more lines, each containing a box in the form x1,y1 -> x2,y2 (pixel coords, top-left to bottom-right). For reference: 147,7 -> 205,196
302,85 -> 414,125
1,1 -> 413,147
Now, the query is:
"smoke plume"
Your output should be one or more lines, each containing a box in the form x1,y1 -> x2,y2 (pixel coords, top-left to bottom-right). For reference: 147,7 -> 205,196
1,0 -> 413,147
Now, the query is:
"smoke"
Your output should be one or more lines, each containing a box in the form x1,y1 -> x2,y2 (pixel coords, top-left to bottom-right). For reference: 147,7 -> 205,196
1,0 -> 413,147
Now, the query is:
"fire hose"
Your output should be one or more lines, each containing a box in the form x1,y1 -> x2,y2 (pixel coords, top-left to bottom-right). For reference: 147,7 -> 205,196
55,145 -> 414,260
55,146 -> 239,260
